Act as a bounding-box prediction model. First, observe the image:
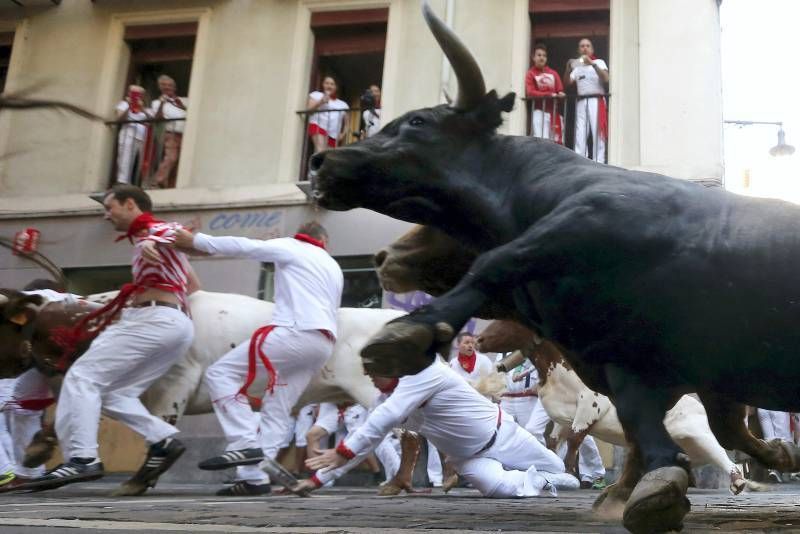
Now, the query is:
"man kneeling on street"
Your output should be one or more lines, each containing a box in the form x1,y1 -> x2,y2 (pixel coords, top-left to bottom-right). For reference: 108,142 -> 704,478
303,357 -> 579,497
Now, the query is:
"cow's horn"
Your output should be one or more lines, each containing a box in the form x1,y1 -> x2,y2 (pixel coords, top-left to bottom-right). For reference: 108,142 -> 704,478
0,294 -> 7,305
422,0 -> 486,110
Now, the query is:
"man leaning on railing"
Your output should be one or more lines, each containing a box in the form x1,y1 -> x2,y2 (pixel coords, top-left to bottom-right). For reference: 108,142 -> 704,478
525,43 -> 565,145
149,75 -> 188,189
114,85 -> 151,185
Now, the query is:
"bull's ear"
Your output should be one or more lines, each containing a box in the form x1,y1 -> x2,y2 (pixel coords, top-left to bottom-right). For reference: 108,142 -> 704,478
3,294 -> 45,326
498,92 -> 516,113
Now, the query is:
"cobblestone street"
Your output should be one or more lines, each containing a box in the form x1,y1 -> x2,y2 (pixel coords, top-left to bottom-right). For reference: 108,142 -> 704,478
2,480 -> 800,533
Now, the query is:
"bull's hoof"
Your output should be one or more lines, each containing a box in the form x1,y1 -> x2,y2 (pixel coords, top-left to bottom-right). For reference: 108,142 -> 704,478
361,319 -> 443,377
622,467 -> 690,534
377,482 -> 404,496
592,482 -> 633,520
23,433 -> 57,468
110,479 -> 149,497
442,473 -> 459,493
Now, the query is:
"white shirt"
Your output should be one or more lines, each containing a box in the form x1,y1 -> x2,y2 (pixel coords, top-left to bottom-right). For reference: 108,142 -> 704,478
505,358 -> 538,395
192,234 -> 343,337
570,58 -> 608,96
361,108 -> 381,138
449,352 -> 494,384
150,96 -> 188,133
115,101 -> 149,141
308,91 -> 349,140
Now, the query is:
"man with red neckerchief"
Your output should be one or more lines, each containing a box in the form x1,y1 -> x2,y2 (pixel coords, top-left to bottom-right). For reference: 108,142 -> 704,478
302,360 -> 579,498
564,37 -> 609,164
28,184 -> 198,491
170,221 -> 343,496
449,332 -> 493,387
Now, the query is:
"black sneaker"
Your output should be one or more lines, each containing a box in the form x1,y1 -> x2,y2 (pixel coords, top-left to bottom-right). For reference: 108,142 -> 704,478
216,481 -> 271,496
198,448 -> 264,470
132,438 -> 186,486
26,458 -> 104,490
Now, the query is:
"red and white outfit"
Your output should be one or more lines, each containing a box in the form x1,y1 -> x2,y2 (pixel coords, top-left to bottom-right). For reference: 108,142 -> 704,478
195,233 -> 343,486
312,360 -> 577,497
525,65 -> 565,143
449,351 -> 493,386
499,357 -> 538,428
307,91 -> 349,148
570,58 -> 608,164
115,100 -> 150,184
54,216 -> 195,460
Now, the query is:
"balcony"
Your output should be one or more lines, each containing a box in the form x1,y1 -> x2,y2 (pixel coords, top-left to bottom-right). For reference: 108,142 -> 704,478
109,115 -> 186,189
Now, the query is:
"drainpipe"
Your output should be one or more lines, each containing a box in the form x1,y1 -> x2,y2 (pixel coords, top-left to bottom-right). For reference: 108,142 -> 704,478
440,0 -> 455,103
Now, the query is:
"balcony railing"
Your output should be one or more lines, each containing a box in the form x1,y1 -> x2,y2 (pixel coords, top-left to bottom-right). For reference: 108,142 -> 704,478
296,107 -> 378,182
523,93 -> 610,164
108,116 -> 186,189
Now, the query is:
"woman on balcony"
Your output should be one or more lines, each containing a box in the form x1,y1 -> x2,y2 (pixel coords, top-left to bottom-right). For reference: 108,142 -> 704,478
307,76 -> 350,154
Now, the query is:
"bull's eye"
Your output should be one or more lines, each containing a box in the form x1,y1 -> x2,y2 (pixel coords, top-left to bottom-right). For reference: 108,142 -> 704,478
409,116 -> 425,127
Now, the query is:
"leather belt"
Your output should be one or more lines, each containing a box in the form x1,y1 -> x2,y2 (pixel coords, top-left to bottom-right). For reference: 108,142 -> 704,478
133,300 -> 186,314
477,406 -> 503,454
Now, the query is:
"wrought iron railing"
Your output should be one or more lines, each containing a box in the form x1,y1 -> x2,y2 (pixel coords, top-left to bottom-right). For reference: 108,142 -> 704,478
107,116 -> 186,189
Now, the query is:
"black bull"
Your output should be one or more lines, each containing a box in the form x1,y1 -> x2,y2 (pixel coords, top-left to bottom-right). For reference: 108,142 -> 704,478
310,2 -> 800,533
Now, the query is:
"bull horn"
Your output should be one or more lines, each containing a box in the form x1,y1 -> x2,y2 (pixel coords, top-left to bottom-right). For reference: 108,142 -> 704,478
0,294 -> 7,305
422,0 -> 486,110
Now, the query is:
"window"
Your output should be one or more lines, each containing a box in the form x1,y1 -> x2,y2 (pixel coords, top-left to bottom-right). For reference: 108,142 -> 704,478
63,266 -> 131,296
298,8 -> 388,181
110,22 -> 197,189
528,0 -> 610,162
0,31 -> 13,93
259,255 -> 382,308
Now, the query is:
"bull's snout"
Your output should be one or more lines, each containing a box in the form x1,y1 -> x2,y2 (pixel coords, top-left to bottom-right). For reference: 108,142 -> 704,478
309,151 -> 326,172
374,248 -> 388,268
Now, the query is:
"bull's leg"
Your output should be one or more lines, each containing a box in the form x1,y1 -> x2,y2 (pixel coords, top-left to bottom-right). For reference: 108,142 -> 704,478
593,442 -> 644,517
378,430 -> 426,496
563,429 -> 588,477
699,392 -> 800,474
604,364 -> 690,534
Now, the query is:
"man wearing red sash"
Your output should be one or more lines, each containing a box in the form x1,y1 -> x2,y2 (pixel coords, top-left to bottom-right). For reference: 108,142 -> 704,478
172,221 -> 343,496
30,184 -> 198,490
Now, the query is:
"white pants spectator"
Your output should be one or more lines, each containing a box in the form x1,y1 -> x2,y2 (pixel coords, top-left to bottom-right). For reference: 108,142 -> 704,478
10,369 -> 52,477
294,404 -> 316,448
208,327 -> 333,485
525,399 -> 551,444
758,409 -> 793,443
55,306 -> 194,459
374,433 -> 401,482
531,110 -> 563,143
501,395 -> 537,429
427,439 -> 443,485
0,379 -> 15,475
574,97 -> 606,164
116,127 -> 144,184
449,417 -> 578,498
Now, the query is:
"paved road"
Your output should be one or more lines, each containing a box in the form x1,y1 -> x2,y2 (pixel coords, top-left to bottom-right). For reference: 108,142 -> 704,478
1,481 -> 800,533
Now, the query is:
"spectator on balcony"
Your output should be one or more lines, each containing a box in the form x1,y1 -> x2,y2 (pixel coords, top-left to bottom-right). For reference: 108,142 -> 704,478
115,85 -> 151,185
524,43 -> 565,144
150,75 -> 188,189
307,76 -> 350,154
360,84 -> 382,139
564,38 -> 609,164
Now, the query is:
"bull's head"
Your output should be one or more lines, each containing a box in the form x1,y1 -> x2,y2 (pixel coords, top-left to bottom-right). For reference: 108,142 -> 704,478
0,289 -> 46,377
310,1 -> 515,239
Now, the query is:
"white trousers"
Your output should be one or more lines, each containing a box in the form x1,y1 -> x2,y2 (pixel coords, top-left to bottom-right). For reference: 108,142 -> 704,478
206,327 -> 333,485
557,434 -> 606,481
524,399 -> 551,443
55,306 -> 194,459
531,110 -> 564,143
0,379 -> 15,474
426,439 -> 443,485
374,434 -> 400,482
574,97 -> 606,164
501,396 -> 537,428
449,416 -> 578,498
117,128 -> 143,184
758,409 -> 793,443
293,404 -> 316,448
10,369 -> 51,477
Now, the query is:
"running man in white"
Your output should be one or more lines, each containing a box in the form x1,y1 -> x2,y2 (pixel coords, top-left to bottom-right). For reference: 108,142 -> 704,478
303,359 -> 579,498
172,221 -> 343,496
29,184 -> 198,490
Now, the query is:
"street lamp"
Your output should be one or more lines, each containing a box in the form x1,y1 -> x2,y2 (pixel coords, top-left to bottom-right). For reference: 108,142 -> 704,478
724,120 -> 795,157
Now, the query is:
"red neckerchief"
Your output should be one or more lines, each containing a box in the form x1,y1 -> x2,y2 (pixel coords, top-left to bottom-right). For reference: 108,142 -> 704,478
589,55 -> 608,142
294,233 -> 326,249
458,352 -> 477,373
116,212 -> 164,243
376,378 -> 399,394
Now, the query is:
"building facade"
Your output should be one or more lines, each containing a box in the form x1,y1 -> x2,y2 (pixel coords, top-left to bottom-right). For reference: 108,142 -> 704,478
0,0 -> 724,474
